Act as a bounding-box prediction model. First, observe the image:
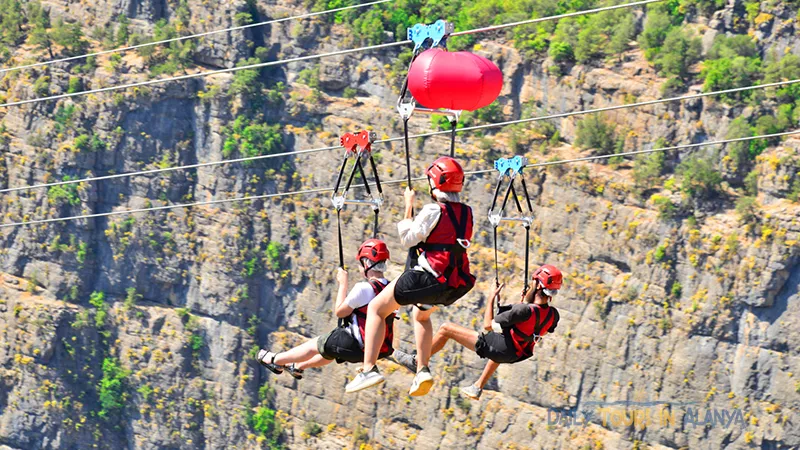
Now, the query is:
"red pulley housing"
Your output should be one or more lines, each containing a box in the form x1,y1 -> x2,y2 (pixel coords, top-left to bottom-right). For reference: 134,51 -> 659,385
407,48 -> 503,111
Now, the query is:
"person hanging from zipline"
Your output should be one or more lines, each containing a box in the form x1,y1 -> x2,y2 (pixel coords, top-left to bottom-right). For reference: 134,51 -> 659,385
256,239 -> 395,378
345,156 -> 475,396
393,264 -> 562,400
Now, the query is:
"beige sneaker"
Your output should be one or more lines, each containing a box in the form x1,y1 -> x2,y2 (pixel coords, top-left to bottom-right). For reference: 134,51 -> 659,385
408,366 -> 434,397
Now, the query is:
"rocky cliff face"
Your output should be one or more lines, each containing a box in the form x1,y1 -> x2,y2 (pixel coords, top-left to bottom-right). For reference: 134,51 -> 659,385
0,0 -> 798,449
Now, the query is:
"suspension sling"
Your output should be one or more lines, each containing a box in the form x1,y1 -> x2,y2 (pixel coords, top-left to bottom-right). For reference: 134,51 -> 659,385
397,20 -> 461,270
331,131 -> 383,268
488,156 -> 535,310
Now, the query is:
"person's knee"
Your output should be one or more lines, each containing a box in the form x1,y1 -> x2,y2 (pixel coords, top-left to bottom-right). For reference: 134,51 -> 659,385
438,322 -> 455,335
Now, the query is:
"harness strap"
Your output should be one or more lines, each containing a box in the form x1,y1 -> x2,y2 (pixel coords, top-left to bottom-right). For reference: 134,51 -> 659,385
513,306 -> 555,345
435,203 -> 471,285
336,210 -> 344,268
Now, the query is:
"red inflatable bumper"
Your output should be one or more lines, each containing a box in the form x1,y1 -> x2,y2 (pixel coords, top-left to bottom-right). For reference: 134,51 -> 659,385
407,48 -> 503,111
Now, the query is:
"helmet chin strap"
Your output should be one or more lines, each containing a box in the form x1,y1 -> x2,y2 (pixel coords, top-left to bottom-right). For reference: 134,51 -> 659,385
362,260 -> 382,278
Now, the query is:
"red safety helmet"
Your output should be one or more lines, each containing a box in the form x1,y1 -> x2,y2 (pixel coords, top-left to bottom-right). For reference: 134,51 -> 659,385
533,264 -> 562,297
357,239 -> 390,263
425,157 -> 465,193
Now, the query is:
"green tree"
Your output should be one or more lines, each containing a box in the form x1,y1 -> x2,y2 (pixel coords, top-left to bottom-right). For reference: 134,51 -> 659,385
763,53 -> 800,102
655,28 -> 702,79
633,150 -> 666,193
52,19 -> 88,56
639,6 -> 673,59
26,1 -> 53,57
725,117 -> 753,179
575,114 -> 616,155
116,14 -> 130,46
0,0 -> 25,46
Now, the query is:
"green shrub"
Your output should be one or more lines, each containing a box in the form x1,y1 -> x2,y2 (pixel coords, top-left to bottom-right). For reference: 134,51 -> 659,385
67,76 -> 82,94
265,241 -> 284,271
33,75 -> 50,96
343,87 -> 357,98
548,40 -> 573,63
48,176 -> 81,205
297,66 -> 320,90
98,357 -> 130,420
575,114 -> 616,155
123,287 -> 141,310
189,333 -> 203,352
89,291 -> 107,328
248,406 -> 282,447
303,421 -> 323,437
788,178 -> 800,202
651,194 -> 675,220
725,117 -> 753,178
76,242 -> 88,265
633,151 -> 665,192
735,196 -> 759,224
654,243 -> 667,262
677,156 -> 723,200
222,116 -> 283,160
234,12 -> 253,26
670,282 -> 682,298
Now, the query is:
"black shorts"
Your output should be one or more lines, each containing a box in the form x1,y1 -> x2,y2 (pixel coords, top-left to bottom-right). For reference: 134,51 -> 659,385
317,327 -> 391,364
475,332 -> 530,364
394,269 -> 473,307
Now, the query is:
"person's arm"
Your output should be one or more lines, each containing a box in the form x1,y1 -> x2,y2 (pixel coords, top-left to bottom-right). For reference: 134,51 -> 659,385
336,282 -> 375,318
334,268 -> 352,318
491,303 -> 533,332
483,283 -> 505,331
403,187 -> 415,220
397,203 -> 441,249
547,308 -> 560,333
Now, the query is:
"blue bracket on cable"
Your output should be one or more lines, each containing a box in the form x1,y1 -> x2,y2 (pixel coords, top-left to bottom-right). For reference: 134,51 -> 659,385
407,20 -> 454,51
494,155 -> 527,178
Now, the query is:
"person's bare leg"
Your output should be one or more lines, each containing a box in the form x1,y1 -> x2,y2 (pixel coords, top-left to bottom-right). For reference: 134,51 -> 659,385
475,360 -> 500,389
362,278 -> 401,372
296,354 -> 332,370
273,338 -> 319,366
430,322 -> 479,355
412,305 -> 438,370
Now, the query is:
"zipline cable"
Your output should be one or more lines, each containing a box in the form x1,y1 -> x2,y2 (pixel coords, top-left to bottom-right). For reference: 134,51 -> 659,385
2,128 -> 797,228
0,0 -> 395,75
5,76 -> 798,195
0,0 -> 661,109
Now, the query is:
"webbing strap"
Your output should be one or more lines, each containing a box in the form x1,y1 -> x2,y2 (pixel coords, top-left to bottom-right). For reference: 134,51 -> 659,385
449,120 -> 457,157
402,117 -> 416,271
368,154 -> 383,196
523,225 -> 531,293
332,156 -> 349,197
336,209 -> 344,268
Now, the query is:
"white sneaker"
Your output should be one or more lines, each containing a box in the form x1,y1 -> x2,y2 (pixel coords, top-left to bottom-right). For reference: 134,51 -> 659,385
345,366 -> 384,393
408,366 -> 434,397
460,384 -> 482,400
